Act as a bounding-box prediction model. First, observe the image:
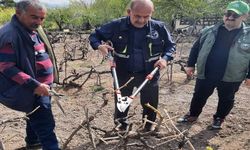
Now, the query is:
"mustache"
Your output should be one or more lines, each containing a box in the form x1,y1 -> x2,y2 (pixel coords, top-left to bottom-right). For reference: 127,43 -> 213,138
226,18 -> 235,21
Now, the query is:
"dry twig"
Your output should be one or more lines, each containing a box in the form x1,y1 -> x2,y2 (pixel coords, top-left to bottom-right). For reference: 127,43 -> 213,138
0,140 -> 5,150
118,77 -> 134,91
84,108 -> 97,149
0,106 -> 40,126
62,93 -> 108,150
145,103 -> 164,131
164,109 -> 195,150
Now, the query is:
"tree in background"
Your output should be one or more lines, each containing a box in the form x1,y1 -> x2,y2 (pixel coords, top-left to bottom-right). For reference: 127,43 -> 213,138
0,0 -> 15,7
87,0 -> 130,26
0,0 -> 15,25
42,0 -> 250,30
3,0 -> 246,30
45,8 -> 72,30
45,0 -> 91,30
45,0 -> 130,30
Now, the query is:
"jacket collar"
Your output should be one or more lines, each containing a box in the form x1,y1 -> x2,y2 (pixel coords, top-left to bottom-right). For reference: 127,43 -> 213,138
11,15 -> 34,45
209,21 -> 246,36
11,15 -> 33,33
213,21 -> 247,32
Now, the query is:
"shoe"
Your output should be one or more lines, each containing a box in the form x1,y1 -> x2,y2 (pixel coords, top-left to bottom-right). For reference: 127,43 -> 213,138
143,122 -> 157,131
149,124 -> 157,131
211,117 -> 224,130
114,118 -> 128,132
114,123 -> 128,132
177,114 -> 198,123
140,125 -> 155,132
26,143 -> 42,150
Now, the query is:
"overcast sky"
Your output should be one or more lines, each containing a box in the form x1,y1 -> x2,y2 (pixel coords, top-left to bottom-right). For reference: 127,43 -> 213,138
40,0 -> 70,7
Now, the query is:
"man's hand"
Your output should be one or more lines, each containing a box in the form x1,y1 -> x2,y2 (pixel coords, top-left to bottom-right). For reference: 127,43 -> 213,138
245,78 -> 250,87
98,44 -> 114,56
154,58 -> 168,70
34,83 -> 50,96
185,67 -> 195,77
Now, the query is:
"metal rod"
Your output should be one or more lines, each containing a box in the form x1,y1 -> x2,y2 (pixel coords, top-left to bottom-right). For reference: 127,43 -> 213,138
111,67 -> 120,90
131,67 -> 159,97
131,79 -> 149,97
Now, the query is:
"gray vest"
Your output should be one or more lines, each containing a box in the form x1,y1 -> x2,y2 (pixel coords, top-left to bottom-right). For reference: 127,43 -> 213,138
197,23 -> 250,82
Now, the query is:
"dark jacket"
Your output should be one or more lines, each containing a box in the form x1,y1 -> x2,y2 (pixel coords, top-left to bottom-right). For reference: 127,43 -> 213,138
89,17 -> 176,79
0,15 -> 58,112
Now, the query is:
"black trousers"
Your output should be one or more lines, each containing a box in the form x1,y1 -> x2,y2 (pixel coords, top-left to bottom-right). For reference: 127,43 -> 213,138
114,72 -> 159,129
189,78 -> 241,119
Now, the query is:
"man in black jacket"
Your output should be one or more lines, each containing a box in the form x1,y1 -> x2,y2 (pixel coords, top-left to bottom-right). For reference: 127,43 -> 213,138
89,0 -> 176,131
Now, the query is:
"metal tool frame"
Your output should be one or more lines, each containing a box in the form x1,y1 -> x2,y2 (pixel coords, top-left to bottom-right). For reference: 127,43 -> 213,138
107,51 -> 159,112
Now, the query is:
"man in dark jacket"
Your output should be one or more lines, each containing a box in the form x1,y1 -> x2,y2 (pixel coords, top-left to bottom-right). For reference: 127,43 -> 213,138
89,0 -> 176,131
0,0 -> 60,149
178,0 -> 250,130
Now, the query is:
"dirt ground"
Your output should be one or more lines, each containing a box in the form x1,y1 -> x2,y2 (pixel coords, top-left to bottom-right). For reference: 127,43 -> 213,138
0,33 -> 250,150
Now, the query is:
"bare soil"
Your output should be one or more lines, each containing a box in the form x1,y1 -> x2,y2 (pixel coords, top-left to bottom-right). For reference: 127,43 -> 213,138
0,33 -> 249,150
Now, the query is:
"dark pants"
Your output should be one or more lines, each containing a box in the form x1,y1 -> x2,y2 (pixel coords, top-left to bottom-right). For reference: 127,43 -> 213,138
114,72 -> 159,129
25,96 -> 60,150
189,79 -> 241,119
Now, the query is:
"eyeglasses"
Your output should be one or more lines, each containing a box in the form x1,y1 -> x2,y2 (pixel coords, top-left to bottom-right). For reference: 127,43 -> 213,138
224,11 -> 241,19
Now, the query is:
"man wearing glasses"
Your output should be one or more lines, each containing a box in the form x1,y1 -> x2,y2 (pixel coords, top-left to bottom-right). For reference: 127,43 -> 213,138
178,1 -> 250,129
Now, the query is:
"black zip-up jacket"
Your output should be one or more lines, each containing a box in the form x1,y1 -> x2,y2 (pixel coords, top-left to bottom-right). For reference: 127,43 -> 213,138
89,16 -> 176,79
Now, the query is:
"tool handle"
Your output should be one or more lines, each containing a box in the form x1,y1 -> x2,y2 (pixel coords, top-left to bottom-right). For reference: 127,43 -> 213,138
111,67 -> 120,90
104,41 -> 120,92
131,67 -> 159,97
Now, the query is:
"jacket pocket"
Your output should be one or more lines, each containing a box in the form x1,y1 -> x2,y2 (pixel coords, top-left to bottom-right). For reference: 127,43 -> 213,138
150,39 -> 164,56
112,33 -> 128,53
0,73 -> 15,93
0,84 -> 35,113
